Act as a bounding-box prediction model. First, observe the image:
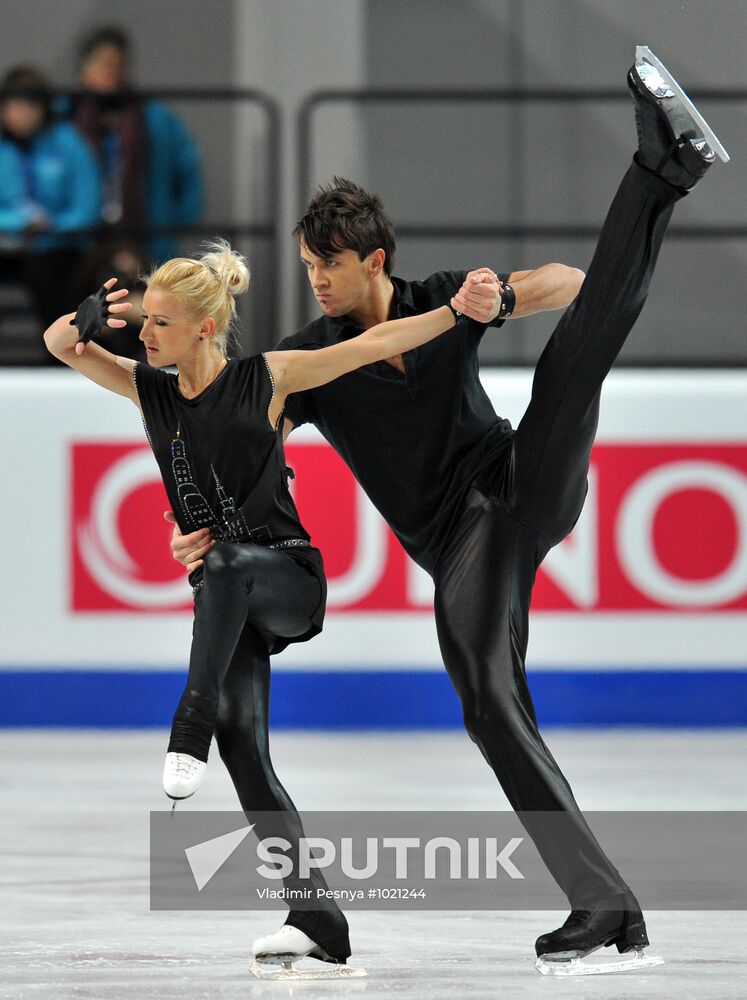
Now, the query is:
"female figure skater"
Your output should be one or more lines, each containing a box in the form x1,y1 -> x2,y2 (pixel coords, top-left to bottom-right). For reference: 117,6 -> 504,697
43,239 -> 463,973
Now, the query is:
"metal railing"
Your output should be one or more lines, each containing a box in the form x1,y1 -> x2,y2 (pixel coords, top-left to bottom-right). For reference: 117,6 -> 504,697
3,85 -> 745,363
0,88 -> 281,354
297,88 -> 746,364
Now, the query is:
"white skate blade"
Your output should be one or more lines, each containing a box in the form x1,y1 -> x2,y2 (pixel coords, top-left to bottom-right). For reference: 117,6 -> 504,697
250,958 -> 367,981
535,946 -> 664,977
636,45 -> 730,162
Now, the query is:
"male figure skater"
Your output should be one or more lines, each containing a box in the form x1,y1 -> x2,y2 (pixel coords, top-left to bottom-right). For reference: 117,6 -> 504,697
169,48 -> 728,973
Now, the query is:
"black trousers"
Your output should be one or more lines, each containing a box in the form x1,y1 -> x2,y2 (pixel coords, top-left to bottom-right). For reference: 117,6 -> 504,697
433,159 -> 681,908
170,543 -> 351,960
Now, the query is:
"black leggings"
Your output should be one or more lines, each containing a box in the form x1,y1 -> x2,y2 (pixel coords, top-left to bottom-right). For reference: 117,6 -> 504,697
170,542 -> 350,960
434,159 -> 681,909
170,542 -> 322,759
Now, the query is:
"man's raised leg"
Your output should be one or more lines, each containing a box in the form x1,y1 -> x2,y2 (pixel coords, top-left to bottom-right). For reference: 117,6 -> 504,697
509,46 -> 728,550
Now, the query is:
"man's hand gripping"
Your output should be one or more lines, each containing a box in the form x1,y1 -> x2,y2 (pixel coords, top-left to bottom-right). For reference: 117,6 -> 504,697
164,512 -> 214,573
450,267 -> 507,324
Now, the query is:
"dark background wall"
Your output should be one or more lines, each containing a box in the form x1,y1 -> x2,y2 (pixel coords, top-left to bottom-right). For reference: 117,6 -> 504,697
1,0 -> 744,361
360,0 -> 746,365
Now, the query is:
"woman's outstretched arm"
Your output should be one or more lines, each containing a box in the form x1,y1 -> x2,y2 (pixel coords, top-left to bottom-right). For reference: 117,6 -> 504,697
43,278 -> 139,403
266,303 -> 457,399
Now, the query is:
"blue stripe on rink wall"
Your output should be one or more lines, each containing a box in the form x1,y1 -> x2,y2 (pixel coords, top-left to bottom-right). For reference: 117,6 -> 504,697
1,669 -> 747,728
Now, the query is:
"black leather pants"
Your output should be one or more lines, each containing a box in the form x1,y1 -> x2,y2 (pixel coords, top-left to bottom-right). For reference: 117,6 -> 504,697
433,160 -> 681,907
169,542 -> 322,759
169,542 -> 350,960
213,620 -> 350,961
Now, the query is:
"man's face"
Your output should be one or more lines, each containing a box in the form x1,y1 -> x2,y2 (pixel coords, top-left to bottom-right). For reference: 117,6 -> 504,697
299,240 -> 373,318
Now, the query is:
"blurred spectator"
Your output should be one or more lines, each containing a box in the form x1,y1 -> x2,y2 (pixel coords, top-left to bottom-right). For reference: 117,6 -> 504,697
71,25 -> 203,263
0,66 -> 100,328
74,238 -> 148,362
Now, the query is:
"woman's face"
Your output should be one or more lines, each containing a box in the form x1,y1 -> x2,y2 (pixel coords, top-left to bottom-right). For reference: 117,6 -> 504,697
1,98 -> 44,139
140,287 -> 210,367
80,44 -> 128,93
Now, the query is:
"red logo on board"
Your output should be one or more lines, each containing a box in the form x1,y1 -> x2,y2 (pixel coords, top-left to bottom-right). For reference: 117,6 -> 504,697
70,442 -> 747,613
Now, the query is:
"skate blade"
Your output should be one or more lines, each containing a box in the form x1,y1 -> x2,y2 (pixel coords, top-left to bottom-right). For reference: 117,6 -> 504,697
636,45 -> 730,162
535,947 -> 664,977
250,958 -> 367,981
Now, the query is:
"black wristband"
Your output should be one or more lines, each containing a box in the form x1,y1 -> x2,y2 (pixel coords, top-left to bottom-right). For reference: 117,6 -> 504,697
69,284 -> 110,344
499,282 -> 516,320
446,301 -> 461,321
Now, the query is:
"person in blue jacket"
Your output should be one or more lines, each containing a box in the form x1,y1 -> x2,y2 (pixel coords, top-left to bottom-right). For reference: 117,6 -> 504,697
71,25 -> 203,263
0,66 -> 101,331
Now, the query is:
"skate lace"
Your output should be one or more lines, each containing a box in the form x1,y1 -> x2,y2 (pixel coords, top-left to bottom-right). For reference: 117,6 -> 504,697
171,753 -> 201,777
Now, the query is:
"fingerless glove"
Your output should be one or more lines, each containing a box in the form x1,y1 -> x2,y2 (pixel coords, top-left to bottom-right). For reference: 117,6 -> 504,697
69,285 -> 110,344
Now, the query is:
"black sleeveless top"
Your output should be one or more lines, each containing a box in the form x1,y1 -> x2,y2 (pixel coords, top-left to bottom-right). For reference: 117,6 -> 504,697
133,355 -> 326,652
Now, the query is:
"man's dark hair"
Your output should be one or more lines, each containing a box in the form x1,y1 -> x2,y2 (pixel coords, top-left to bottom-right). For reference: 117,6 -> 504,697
77,25 -> 131,67
0,66 -> 53,125
293,177 -> 397,276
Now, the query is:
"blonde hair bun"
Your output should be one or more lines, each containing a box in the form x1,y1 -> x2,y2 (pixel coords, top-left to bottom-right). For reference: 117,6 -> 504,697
199,238 -> 251,297
147,237 -> 250,358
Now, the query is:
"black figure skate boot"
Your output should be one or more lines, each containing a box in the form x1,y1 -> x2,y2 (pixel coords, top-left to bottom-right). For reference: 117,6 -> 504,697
534,891 -> 664,976
628,45 -> 729,193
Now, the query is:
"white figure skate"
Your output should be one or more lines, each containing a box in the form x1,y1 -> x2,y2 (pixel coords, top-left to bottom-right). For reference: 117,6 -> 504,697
250,925 -> 367,981
162,752 -> 206,799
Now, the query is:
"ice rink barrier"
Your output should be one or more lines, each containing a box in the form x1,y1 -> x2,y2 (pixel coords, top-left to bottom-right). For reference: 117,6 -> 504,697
2,369 -> 746,727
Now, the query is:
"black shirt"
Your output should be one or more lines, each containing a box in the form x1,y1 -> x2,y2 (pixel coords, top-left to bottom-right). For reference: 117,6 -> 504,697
278,270 -> 514,575
133,355 -> 326,651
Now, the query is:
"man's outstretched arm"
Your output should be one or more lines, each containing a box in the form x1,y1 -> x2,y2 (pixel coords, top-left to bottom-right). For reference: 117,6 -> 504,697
453,263 -> 585,325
